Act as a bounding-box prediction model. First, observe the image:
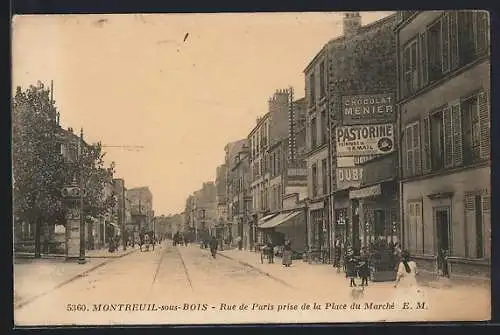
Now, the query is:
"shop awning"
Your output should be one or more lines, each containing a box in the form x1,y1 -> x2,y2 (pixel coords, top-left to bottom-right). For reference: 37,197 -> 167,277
259,210 -> 302,229
257,213 -> 278,225
349,184 -> 382,199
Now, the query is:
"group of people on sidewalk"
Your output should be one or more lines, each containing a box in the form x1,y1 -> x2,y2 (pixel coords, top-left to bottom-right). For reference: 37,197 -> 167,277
262,239 -> 293,267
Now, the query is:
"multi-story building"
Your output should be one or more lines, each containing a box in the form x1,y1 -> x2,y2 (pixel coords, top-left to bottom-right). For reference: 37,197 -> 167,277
127,186 -> 154,232
224,139 -> 248,243
257,93 -> 310,255
396,10 -> 490,280
215,163 -> 228,226
248,89 -> 290,245
228,143 -> 253,249
193,182 -> 217,240
304,12 -> 397,261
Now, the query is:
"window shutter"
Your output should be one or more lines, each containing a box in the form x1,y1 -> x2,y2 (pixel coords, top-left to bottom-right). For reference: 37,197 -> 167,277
415,202 -> 423,254
402,127 -> 409,178
419,32 -> 429,87
478,89 -> 490,160
464,192 -> 476,258
443,107 -> 454,168
422,116 -> 432,172
413,123 -> 422,175
475,11 -> 489,55
451,101 -> 463,166
407,203 -> 416,254
482,195 -> 491,259
442,13 -> 451,74
403,47 -> 411,97
449,11 -> 460,69
407,128 -> 414,176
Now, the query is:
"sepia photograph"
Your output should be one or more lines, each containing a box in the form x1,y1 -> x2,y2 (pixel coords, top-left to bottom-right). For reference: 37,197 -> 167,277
12,11 -> 491,326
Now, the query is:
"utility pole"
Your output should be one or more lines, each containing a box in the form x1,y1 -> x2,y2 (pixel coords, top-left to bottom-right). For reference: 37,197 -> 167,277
78,128 -> 86,264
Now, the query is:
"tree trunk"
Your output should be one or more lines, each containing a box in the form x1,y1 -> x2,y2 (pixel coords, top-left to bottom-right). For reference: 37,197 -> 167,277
34,216 -> 41,258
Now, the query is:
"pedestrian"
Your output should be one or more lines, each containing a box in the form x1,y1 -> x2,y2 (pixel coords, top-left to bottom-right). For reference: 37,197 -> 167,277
282,240 -> 293,267
388,250 -> 427,317
209,235 -> 218,258
266,240 -> 274,264
184,236 -> 189,246
359,246 -> 370,286
345,249 -> 358,287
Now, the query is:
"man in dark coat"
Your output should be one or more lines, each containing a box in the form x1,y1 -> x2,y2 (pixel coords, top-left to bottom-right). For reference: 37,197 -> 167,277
209,235 -> 218,258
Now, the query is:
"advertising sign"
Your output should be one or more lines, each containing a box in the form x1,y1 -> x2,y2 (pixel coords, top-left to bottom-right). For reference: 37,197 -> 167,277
336,166 -> 363,190
66,219 -> 80,258
336,155 -> 381,168
336,123 -> 394,157
342,93 -> 395,125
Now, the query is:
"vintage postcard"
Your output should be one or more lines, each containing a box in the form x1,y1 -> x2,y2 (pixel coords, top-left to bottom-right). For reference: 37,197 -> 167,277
12,11 -> 491,326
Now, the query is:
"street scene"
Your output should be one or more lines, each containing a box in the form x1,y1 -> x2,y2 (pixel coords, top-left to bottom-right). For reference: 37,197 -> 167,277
13,11 -> 490,325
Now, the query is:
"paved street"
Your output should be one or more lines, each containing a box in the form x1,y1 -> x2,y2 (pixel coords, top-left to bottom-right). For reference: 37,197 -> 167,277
14,242 -> 490,326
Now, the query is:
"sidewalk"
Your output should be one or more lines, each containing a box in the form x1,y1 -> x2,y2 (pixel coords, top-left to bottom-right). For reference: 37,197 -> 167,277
14,247 -> 138,309
219,248 -> 491,292
15,246 -> 138,260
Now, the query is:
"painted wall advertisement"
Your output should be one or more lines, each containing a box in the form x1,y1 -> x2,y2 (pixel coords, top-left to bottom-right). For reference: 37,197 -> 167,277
342,93 -> 395,125
336,123 -> 395,157
336,166 -> 363,190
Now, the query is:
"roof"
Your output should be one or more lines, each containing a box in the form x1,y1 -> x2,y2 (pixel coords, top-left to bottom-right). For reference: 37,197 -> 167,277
248,112 -> 270,137
303,13 -> 397,73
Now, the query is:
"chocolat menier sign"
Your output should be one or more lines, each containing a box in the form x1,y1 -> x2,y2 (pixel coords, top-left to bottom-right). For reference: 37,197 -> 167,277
342,93 -> 395,125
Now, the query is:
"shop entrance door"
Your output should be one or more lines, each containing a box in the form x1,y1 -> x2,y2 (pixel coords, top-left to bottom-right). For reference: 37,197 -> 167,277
435,207 -> 450,277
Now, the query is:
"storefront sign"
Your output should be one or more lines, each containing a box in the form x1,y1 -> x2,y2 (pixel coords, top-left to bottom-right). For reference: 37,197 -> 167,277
336,123 -> 394,157
349,184 -> 382,199
336,167 -> 363,190
337,155 -> 381,168
342,93 -> 395,125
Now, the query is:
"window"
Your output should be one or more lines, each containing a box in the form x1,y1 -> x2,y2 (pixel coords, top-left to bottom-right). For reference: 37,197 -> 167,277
465,192 -> 489,259
431,111 -> 445,170
309,73 -> 316,106
407,201 -> 424,255
403,39 -> 419,96
277,150 -> 281,174
321,159 -> 328,195
458,11 -> 490,65
320,110 -> 327,145
462,95 -> 481,164
403,122 -> 421,177
428,19 -> 444,82
319,61 -> 326,98
311,117 -> 317,148
311,164 -> 318,197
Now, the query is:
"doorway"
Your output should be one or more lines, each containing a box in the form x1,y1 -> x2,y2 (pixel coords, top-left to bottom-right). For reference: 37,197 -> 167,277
435,207 -> 451,277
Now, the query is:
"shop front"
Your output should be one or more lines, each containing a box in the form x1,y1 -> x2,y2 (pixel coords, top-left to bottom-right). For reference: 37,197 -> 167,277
306,200 -> 329,263
349,153 -> 400,282
258,209 -> 306,259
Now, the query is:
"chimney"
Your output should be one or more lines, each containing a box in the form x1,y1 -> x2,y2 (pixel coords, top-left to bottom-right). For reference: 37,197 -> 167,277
343,12 -> 361,38
68,127 -> 73,133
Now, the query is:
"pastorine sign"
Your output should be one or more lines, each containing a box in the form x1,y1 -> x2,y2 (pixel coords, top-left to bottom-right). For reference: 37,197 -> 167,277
336,123 -> 394,157
342,93 -> 395,125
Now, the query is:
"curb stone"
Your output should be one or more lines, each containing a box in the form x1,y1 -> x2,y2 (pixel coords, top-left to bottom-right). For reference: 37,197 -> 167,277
14,248 -> 138,310
218,252 -> 296,289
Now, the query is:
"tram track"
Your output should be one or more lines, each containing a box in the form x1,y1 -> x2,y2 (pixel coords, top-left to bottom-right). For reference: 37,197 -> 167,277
174,245 -> 194,291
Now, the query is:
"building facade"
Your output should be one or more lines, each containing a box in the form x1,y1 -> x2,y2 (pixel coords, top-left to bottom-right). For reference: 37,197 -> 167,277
303,12 -> 398,261
396,10 -> 490,279
127,186 -> 154,233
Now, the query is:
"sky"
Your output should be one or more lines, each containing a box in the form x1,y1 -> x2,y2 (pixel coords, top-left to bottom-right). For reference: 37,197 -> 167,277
12,12 -> 393,216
